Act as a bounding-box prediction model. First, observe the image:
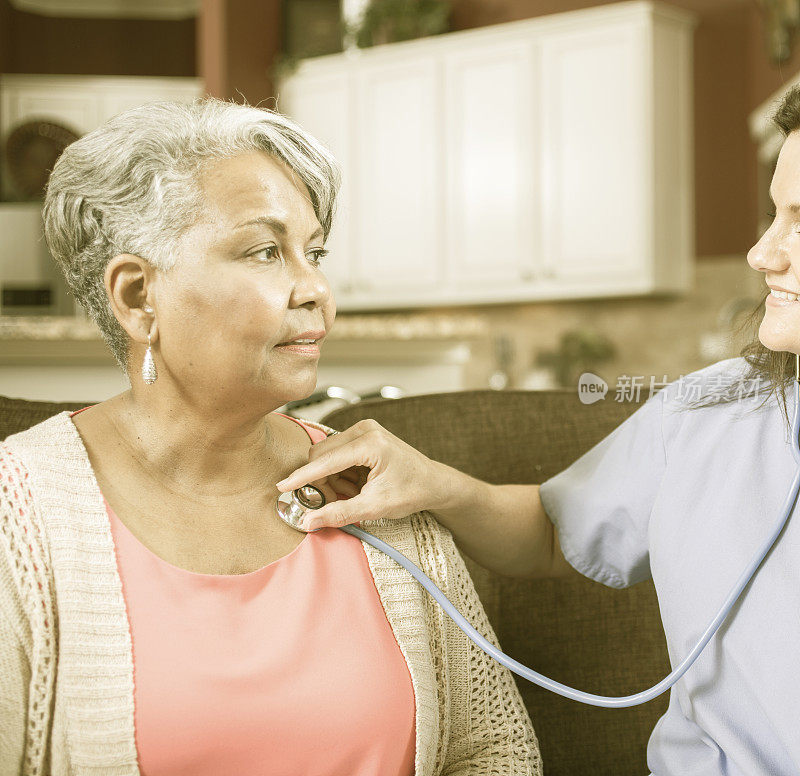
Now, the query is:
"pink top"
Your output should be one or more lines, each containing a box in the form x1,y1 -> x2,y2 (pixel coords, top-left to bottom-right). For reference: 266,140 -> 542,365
71,409 -> 416,776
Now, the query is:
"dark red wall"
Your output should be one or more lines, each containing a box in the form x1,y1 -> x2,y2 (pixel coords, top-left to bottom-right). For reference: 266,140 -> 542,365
0,0 -> 13,72
0,0 -> 195,76
198,0 -> 281,107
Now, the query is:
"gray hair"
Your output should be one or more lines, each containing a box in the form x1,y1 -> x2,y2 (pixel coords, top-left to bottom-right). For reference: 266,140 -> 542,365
42,97 -> 341,372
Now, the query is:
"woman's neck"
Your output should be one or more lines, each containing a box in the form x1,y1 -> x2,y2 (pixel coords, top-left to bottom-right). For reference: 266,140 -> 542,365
100,390 -> 291,502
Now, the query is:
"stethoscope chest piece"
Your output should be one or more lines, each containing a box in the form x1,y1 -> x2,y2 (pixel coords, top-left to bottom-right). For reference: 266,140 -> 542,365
276,484 -> 327,532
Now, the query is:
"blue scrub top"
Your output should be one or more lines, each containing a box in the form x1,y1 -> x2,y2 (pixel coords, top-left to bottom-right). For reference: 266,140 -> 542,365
538,356 -> 800,776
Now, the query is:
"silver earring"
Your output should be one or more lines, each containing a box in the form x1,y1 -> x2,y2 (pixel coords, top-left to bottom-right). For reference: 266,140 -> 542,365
142,332 -> 157,384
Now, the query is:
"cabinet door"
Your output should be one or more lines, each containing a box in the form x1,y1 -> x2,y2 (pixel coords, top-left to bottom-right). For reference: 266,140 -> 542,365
2,86 -> 99,136
280,70 -> 354,297
354,58 -> 441,293
539,21 -> 648,284
443,42 -> 537,290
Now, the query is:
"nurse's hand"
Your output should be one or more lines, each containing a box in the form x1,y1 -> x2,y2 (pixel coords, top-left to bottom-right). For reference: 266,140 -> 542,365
276,419 -> 454,531
279,419 -> 570,581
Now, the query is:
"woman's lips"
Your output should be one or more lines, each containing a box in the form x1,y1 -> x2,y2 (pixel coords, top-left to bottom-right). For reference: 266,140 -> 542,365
274,341 -> 321,356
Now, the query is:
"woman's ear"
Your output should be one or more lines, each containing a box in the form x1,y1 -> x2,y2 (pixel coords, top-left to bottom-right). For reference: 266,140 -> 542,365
105,254 -> 158,345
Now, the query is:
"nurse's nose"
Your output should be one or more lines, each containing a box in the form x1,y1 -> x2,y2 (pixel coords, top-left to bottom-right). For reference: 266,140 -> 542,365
747,220 -> 791,274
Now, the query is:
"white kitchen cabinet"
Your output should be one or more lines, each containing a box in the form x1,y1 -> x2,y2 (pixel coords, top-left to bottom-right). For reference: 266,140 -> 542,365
354,58 -> 443,293
539,10 -> 693,296
539,20 -> 647,287
443,41 -> 537,288
279,70 -> 355,294
280,2 -> 696,310
0,74 -> 203,133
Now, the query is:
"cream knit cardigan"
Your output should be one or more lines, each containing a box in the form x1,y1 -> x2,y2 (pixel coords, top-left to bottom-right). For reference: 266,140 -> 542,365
0,412 -> 541,776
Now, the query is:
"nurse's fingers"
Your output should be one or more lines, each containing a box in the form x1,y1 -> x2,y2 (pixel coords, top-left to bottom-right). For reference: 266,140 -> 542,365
326,475 -> 360,498
332,467 -> 366,484
276,420 -> 386,492
311,421 -> 373,458
281,419 -> 454,530
300,492 -> 379,531
314,426 -> 371,488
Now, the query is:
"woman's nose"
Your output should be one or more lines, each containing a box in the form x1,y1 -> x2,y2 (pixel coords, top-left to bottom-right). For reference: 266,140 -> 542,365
747,224 -> 791,273
288,254 -> 331,308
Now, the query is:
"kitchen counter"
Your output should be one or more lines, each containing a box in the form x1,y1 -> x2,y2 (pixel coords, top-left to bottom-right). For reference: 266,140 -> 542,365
0,313 -> 494,402
0,313 -> 491,365
0,312 -> 488,339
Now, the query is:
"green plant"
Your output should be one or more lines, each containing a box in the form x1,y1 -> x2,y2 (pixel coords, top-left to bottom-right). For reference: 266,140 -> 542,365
535,328 -> 617,388
271,53 -> 302,84
350,0 -> 450,47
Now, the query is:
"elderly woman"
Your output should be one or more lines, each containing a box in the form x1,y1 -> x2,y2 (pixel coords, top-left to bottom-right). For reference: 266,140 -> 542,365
0,99 -> 540,775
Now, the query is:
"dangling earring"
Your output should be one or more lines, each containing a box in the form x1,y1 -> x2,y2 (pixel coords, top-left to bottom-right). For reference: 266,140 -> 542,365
142,332 -> 158,385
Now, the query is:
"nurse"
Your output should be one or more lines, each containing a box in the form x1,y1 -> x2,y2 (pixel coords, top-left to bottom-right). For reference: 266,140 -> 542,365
278,85 -> 800,774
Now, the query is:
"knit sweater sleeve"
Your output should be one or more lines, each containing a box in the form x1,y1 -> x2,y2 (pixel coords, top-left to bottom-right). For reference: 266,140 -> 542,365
413,512 -> 542,775
0,603 -> 28,775
0,444 -> 56,776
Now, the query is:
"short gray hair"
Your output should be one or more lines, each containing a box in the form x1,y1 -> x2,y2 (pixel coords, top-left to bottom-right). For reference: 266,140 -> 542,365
43,97 -> 341,372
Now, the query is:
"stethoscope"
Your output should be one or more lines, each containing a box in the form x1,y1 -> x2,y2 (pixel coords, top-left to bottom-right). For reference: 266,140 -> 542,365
277,360 -> 800,708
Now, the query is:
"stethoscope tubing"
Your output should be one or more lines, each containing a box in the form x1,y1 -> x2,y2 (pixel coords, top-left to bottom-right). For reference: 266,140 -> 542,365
340,377 -> 800,708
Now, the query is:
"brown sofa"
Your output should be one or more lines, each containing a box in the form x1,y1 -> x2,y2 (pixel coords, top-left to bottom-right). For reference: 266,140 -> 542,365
1,391 -> 670,775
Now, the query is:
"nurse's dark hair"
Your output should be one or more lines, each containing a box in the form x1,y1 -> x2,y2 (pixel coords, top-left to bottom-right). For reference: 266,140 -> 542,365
687,85 -> 800,424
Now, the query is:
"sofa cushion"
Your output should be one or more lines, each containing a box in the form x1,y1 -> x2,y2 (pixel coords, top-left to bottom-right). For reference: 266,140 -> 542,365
1,395 -> 86,441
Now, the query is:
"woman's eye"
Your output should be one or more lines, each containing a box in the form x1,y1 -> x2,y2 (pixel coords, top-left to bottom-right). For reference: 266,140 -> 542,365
308,249 -> 329,265
248,246 -> 329,265
251,246 -> 279,262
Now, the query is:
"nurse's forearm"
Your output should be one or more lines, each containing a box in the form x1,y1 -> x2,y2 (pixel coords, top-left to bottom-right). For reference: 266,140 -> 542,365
428,466 -> 574,580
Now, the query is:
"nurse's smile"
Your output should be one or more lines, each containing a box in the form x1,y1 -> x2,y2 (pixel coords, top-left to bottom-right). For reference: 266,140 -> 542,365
766,288 -> 800,306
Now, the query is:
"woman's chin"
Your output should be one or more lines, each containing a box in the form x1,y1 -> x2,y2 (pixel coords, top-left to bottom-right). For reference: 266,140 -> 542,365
271,376 -> 320,408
